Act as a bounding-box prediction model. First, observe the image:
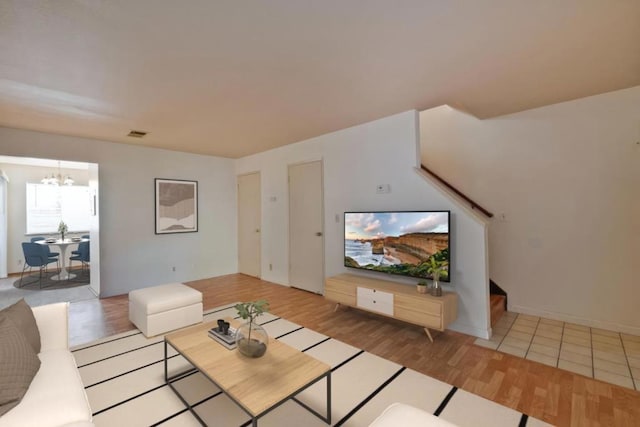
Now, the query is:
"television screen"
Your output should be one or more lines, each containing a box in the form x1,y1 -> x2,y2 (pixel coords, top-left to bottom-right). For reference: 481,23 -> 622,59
344,211 -> 450,282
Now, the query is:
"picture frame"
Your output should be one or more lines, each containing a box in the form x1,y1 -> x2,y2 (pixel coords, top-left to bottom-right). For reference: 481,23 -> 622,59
155,178 -> 198,234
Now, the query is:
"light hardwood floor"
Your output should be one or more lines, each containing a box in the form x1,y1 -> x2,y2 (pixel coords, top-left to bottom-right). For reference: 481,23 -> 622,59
67,274 -> 640,427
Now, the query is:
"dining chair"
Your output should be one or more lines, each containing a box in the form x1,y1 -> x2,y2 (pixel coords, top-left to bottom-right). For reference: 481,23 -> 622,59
30,236 -> 60,271
19,242 -> 59,288
71,235 -> 90,256
70,241 -> 90,275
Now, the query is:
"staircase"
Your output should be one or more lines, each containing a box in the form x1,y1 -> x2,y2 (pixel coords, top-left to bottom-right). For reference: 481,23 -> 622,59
418,164 -> 504,326
490,280 -> 507,326
490,294 -> 507,327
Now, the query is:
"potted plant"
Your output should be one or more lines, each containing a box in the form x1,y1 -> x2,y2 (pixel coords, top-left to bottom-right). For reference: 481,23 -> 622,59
426,256 -> 449,296
58,221 -> 68,241
234,300 -> 270,358
416,280 -> 428,294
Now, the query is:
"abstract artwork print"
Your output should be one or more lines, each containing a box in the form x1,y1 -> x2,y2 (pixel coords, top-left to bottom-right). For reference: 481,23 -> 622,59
155,179 -> 198,234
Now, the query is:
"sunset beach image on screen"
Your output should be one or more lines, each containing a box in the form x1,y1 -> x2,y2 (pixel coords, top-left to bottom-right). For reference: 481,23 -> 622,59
344,211 -> 450,281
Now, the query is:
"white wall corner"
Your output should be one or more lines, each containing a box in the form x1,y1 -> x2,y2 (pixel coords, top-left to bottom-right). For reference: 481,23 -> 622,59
419,86 -> 640,335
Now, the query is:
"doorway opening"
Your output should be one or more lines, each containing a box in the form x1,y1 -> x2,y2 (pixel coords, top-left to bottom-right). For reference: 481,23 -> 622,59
0,155 -> 100,308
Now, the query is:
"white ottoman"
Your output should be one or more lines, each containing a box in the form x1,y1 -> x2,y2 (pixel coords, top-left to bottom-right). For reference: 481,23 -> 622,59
129,283 -> 203,337
369,403 -> 459,427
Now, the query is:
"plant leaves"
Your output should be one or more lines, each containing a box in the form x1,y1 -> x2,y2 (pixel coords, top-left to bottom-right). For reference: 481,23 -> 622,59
235,300 -> 270,323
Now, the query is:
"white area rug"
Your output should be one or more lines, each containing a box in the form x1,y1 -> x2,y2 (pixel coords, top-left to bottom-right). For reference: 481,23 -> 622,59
0,276 -> 96,310
72,304 -> 552,426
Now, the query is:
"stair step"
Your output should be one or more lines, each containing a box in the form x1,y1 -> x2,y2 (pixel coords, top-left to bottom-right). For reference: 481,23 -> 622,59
490,294 -> 506,327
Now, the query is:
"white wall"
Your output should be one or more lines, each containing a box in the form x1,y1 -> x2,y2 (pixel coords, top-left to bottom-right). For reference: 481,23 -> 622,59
420,86 -> 640,334
0,127 -> 238,297
0,172 -> 8,278
0,162 -> 90,271
237,111 -> 491,338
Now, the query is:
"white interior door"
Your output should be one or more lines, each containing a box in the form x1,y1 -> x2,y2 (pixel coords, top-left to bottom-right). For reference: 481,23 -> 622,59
238,172 -> 261,278
289,161 -> 324,293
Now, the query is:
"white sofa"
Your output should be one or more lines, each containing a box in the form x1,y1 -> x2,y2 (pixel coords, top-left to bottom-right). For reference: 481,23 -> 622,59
0,302 -> 94,427
369,403 -> 458,426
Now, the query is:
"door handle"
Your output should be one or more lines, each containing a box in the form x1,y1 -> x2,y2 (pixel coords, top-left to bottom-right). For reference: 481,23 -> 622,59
315,232 -> 323,236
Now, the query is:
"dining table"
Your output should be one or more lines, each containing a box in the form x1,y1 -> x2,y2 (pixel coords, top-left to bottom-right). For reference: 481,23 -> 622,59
35,238 -> 88,281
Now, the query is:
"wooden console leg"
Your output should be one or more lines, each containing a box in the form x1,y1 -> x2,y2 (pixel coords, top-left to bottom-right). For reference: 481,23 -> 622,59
424,328 -> 434,343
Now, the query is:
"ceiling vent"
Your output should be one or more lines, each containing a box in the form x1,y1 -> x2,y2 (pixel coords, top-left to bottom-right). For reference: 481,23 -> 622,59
127,130 -> 147,138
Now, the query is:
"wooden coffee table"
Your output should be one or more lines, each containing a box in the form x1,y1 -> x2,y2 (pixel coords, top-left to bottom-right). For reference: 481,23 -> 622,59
164,318 -> 331,426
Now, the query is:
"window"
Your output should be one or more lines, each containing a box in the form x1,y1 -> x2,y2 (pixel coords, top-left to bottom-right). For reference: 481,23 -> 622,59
26,183 -> 90,234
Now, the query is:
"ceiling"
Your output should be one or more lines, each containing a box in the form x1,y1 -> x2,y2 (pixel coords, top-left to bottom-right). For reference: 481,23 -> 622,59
1,1 -> 639,159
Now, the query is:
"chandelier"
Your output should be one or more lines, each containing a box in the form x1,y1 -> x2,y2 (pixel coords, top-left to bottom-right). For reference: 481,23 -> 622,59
41,161 -> 74,186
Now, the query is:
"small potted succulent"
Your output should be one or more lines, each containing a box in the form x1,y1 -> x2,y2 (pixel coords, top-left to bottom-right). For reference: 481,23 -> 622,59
234,300 -> 270,358
416,280 -> 429,294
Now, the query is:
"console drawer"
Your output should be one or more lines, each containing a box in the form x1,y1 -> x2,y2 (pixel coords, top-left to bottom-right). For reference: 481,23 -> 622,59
394,294 -> 441,316
357,287 -> 393,316
395,307 -> 443,330
325,277 -> 357,306
325,290 -> 356,306
325,278 -> 356,296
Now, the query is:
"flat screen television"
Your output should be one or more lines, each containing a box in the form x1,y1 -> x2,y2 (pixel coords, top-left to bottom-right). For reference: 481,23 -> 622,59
344,211 -> 450,282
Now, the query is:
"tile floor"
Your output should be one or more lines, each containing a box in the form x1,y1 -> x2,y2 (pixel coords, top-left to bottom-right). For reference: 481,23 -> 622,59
475,312 -> 640,390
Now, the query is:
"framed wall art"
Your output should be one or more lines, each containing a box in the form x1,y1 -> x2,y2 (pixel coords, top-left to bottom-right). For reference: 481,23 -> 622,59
155,178 -> 198,234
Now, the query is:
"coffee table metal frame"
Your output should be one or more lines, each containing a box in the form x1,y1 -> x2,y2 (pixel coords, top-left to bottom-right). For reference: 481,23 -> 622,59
164,338 -> 331,427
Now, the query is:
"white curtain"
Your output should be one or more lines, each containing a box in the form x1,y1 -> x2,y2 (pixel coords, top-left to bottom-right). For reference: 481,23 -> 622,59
0,170 -> 8,278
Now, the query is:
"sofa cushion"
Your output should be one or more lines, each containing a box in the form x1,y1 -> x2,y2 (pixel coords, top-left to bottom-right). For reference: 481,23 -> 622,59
0,299 -> 41,353
0,317 -> 41,416
0,349 -> 92,426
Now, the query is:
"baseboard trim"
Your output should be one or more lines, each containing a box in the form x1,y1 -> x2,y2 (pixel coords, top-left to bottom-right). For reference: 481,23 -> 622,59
510,304 -> 640,336
449,322 -> 490,340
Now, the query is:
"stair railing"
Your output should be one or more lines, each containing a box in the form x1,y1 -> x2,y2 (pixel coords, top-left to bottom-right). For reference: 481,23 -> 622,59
420,165 -> 494,218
